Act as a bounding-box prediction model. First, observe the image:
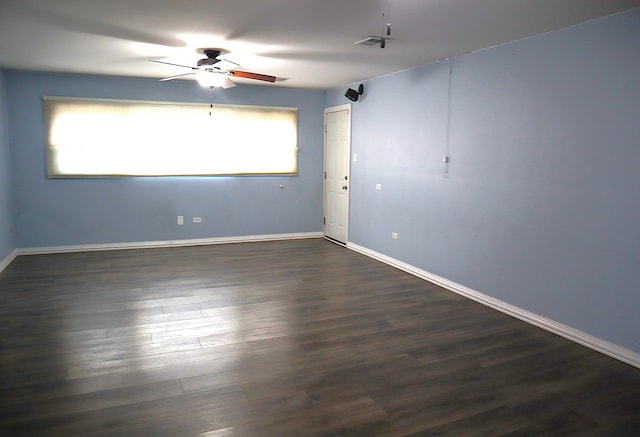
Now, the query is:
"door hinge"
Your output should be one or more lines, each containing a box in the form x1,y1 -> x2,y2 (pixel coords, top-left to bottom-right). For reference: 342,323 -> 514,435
324,171 -> 326,179
323,217 -> 326,225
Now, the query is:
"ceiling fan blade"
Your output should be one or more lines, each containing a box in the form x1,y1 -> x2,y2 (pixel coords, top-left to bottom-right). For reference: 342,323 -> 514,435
230,70 -> 277,83
220,78 -> 237,89
159,72 -> 195,81
149,60 -> 196,70
212,59 -> 240,72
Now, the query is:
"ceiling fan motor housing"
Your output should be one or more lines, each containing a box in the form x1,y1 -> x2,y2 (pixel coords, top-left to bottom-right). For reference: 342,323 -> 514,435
197,58 -> 219,67
197,49 -> 224,68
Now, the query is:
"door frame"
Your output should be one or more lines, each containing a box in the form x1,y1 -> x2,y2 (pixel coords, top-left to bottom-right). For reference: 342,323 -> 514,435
323,103 -> 352,245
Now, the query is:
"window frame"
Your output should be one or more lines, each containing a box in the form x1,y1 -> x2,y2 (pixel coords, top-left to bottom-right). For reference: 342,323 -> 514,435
43,96 -> 299,178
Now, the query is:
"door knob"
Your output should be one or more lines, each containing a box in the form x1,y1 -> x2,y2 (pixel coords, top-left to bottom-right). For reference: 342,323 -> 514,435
342,185 -> 348,190
344,176 -> 348,180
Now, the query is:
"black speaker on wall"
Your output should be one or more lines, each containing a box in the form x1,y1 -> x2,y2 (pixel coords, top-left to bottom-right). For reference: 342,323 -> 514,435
345,84 -> 365,102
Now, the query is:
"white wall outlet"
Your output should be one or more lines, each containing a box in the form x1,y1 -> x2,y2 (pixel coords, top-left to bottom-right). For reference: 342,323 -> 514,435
353,153 -> 357,162
376,183 -> 382,190
193,217 -> 202,223
177,216 -> 184,225
392,232 -> 399,240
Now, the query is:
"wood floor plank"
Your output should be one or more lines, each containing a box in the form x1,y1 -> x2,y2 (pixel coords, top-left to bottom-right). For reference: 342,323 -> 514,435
1,238 -> 639,435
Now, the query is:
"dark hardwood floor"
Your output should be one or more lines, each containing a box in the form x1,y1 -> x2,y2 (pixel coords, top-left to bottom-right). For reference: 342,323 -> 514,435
1,238 -> 639,436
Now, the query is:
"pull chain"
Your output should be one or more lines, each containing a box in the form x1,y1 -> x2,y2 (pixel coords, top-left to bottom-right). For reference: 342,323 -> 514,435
209,86 -> 213,116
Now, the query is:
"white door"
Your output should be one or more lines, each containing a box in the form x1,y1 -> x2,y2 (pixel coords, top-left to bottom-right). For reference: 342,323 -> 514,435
324,105 -> 351,244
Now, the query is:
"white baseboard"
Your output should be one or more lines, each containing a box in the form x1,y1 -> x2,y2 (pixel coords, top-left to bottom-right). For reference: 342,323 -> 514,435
347,242 -> 640,370
17,232 -> 324,256
0,248 -> 19,274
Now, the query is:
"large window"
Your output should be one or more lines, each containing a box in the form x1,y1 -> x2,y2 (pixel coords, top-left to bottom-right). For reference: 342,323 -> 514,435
43,97 -> 298,177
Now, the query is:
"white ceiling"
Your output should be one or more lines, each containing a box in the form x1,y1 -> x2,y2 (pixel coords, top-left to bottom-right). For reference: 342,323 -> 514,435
0,0 -> 638,89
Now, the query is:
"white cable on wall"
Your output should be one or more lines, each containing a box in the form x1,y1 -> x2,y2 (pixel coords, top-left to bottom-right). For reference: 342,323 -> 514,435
444,56 -> 457,178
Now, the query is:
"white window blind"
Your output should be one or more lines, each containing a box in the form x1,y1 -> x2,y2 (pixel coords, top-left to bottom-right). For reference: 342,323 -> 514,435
43,97 -> 299,177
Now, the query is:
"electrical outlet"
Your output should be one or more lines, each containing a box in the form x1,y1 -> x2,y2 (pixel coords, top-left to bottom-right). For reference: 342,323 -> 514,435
376,183 -> 382,190
177,216 -> 184,225
193,217 -> 202,223
392,232 -> 399,240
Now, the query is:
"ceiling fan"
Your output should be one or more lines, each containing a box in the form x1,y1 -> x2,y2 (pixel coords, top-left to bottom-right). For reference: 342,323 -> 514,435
149,49 -> 277,88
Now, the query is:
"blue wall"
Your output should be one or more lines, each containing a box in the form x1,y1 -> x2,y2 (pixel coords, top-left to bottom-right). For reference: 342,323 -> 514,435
5,72 -> 325,247
0,69 -> 16,260
326,8 -> 640,353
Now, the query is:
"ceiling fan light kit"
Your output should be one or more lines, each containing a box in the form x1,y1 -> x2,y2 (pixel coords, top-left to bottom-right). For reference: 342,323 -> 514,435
196,70 -> 235,88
